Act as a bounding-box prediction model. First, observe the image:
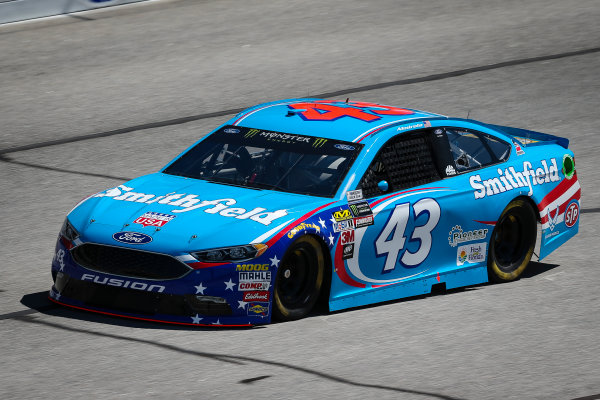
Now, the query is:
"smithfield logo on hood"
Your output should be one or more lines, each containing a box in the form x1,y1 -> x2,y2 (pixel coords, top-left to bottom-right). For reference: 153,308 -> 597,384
112,231 -> 153,244
95,185 -> 288,226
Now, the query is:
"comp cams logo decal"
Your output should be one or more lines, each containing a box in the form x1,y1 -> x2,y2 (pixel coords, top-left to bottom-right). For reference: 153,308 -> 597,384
96,185 -> 288,226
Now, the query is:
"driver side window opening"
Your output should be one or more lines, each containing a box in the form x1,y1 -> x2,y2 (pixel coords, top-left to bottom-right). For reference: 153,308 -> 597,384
358,130 -> 442,198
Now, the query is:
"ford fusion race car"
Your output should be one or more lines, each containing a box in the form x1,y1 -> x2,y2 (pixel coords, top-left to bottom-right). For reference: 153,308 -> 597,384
49,99 -> 580,326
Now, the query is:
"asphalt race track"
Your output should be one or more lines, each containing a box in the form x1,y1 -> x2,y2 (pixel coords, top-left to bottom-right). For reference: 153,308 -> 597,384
1,1 -> 599,399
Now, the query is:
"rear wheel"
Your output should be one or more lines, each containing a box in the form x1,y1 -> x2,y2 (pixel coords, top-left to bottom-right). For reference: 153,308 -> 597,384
273,236 -> 324,321
488,199 -> 537,282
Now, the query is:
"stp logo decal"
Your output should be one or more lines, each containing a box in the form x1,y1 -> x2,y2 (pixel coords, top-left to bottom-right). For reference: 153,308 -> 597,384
112,231 -> 153,244
134,212 -> 175,228
564,200 -> 579,228
288,101 -> 414,122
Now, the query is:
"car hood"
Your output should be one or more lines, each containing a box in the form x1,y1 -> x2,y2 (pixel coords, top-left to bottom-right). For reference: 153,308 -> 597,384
68,173 -> 327,254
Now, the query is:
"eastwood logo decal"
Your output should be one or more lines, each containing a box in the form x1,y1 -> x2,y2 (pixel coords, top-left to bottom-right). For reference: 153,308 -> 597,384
243,291 -> 270,302
456,243 -> 487,266
470,159 -> 559,199
448,225 -> 488,247
95,185 -> 288,225
112,231 -> 153,244
134,212 -> 175,228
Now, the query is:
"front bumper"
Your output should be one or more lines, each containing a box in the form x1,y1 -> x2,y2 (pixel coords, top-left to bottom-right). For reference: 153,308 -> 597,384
50,237 -> 274,326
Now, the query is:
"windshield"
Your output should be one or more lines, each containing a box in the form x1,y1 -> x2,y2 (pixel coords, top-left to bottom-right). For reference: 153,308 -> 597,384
163,125 -> 363,197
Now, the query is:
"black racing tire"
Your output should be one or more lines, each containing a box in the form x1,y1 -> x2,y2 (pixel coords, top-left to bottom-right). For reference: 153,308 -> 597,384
488,198 -> 537,283
273,235 -> 325,321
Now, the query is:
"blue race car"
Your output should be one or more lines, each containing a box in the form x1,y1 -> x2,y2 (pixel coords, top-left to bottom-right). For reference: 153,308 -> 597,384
50,99 -> 580,326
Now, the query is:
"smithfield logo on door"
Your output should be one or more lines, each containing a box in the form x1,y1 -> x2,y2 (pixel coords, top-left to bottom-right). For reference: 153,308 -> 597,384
112,231 -> 153,244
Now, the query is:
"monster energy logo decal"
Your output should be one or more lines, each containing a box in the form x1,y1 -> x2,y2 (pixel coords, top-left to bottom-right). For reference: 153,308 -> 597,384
245,129 -> 260,138
312,138 -> 328,148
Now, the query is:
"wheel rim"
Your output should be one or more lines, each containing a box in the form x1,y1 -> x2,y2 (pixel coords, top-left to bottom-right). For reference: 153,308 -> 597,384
493,213 -> 528,271
277,245 -> 318,310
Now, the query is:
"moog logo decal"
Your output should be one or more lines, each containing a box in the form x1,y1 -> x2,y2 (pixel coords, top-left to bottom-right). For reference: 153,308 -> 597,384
112,231 -> 153,244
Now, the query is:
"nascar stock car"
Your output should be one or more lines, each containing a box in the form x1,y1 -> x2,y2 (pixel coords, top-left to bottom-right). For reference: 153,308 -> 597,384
49,99 -> 580,326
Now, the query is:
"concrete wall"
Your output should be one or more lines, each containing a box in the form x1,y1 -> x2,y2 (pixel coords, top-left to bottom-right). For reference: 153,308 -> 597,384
0,0 -> 149,24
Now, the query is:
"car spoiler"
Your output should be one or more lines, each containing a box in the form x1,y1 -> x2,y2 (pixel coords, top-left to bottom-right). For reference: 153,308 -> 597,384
483,123 -> 569,149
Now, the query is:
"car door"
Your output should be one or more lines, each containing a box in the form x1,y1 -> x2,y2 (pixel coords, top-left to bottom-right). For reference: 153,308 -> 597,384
343,128 -> 453,287
344,126 -> 511,289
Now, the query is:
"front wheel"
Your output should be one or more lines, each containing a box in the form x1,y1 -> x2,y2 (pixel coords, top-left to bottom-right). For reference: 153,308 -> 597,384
488,199 -> 537,282
273,236 -> 325,321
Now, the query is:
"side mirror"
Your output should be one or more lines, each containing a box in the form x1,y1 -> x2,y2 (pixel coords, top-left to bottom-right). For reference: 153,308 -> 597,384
377,180 -> 389,192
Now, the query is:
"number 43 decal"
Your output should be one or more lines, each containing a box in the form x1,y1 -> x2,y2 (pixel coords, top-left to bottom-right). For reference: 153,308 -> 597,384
375,198 -> 441,271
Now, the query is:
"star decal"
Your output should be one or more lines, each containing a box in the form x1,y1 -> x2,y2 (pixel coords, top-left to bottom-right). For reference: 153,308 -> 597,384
330,216 -> 337,226
194,282 -> 207,294
54,292 -> 61,301
269,255 -> 280,268
328,232 -> 335,246
318,217 -> 326,229
238,300 -> 248,309
191,314 -> 203,324
224,278 -> 236,291
212,319 -> 222,325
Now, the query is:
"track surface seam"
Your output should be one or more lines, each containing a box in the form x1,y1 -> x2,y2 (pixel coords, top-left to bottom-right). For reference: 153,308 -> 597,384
1,46 -> 598,156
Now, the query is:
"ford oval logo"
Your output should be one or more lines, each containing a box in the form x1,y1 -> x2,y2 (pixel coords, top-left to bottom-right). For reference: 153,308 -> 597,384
334,144 -> 355,151
224,128 -> 240,134
112,231 -> 153,245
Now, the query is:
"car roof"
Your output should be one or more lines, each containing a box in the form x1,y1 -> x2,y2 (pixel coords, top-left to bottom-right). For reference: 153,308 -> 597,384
228,98 -> 448,144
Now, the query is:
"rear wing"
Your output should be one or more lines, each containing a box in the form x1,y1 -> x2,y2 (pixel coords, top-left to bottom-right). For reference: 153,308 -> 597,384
483,123 -> 569,149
